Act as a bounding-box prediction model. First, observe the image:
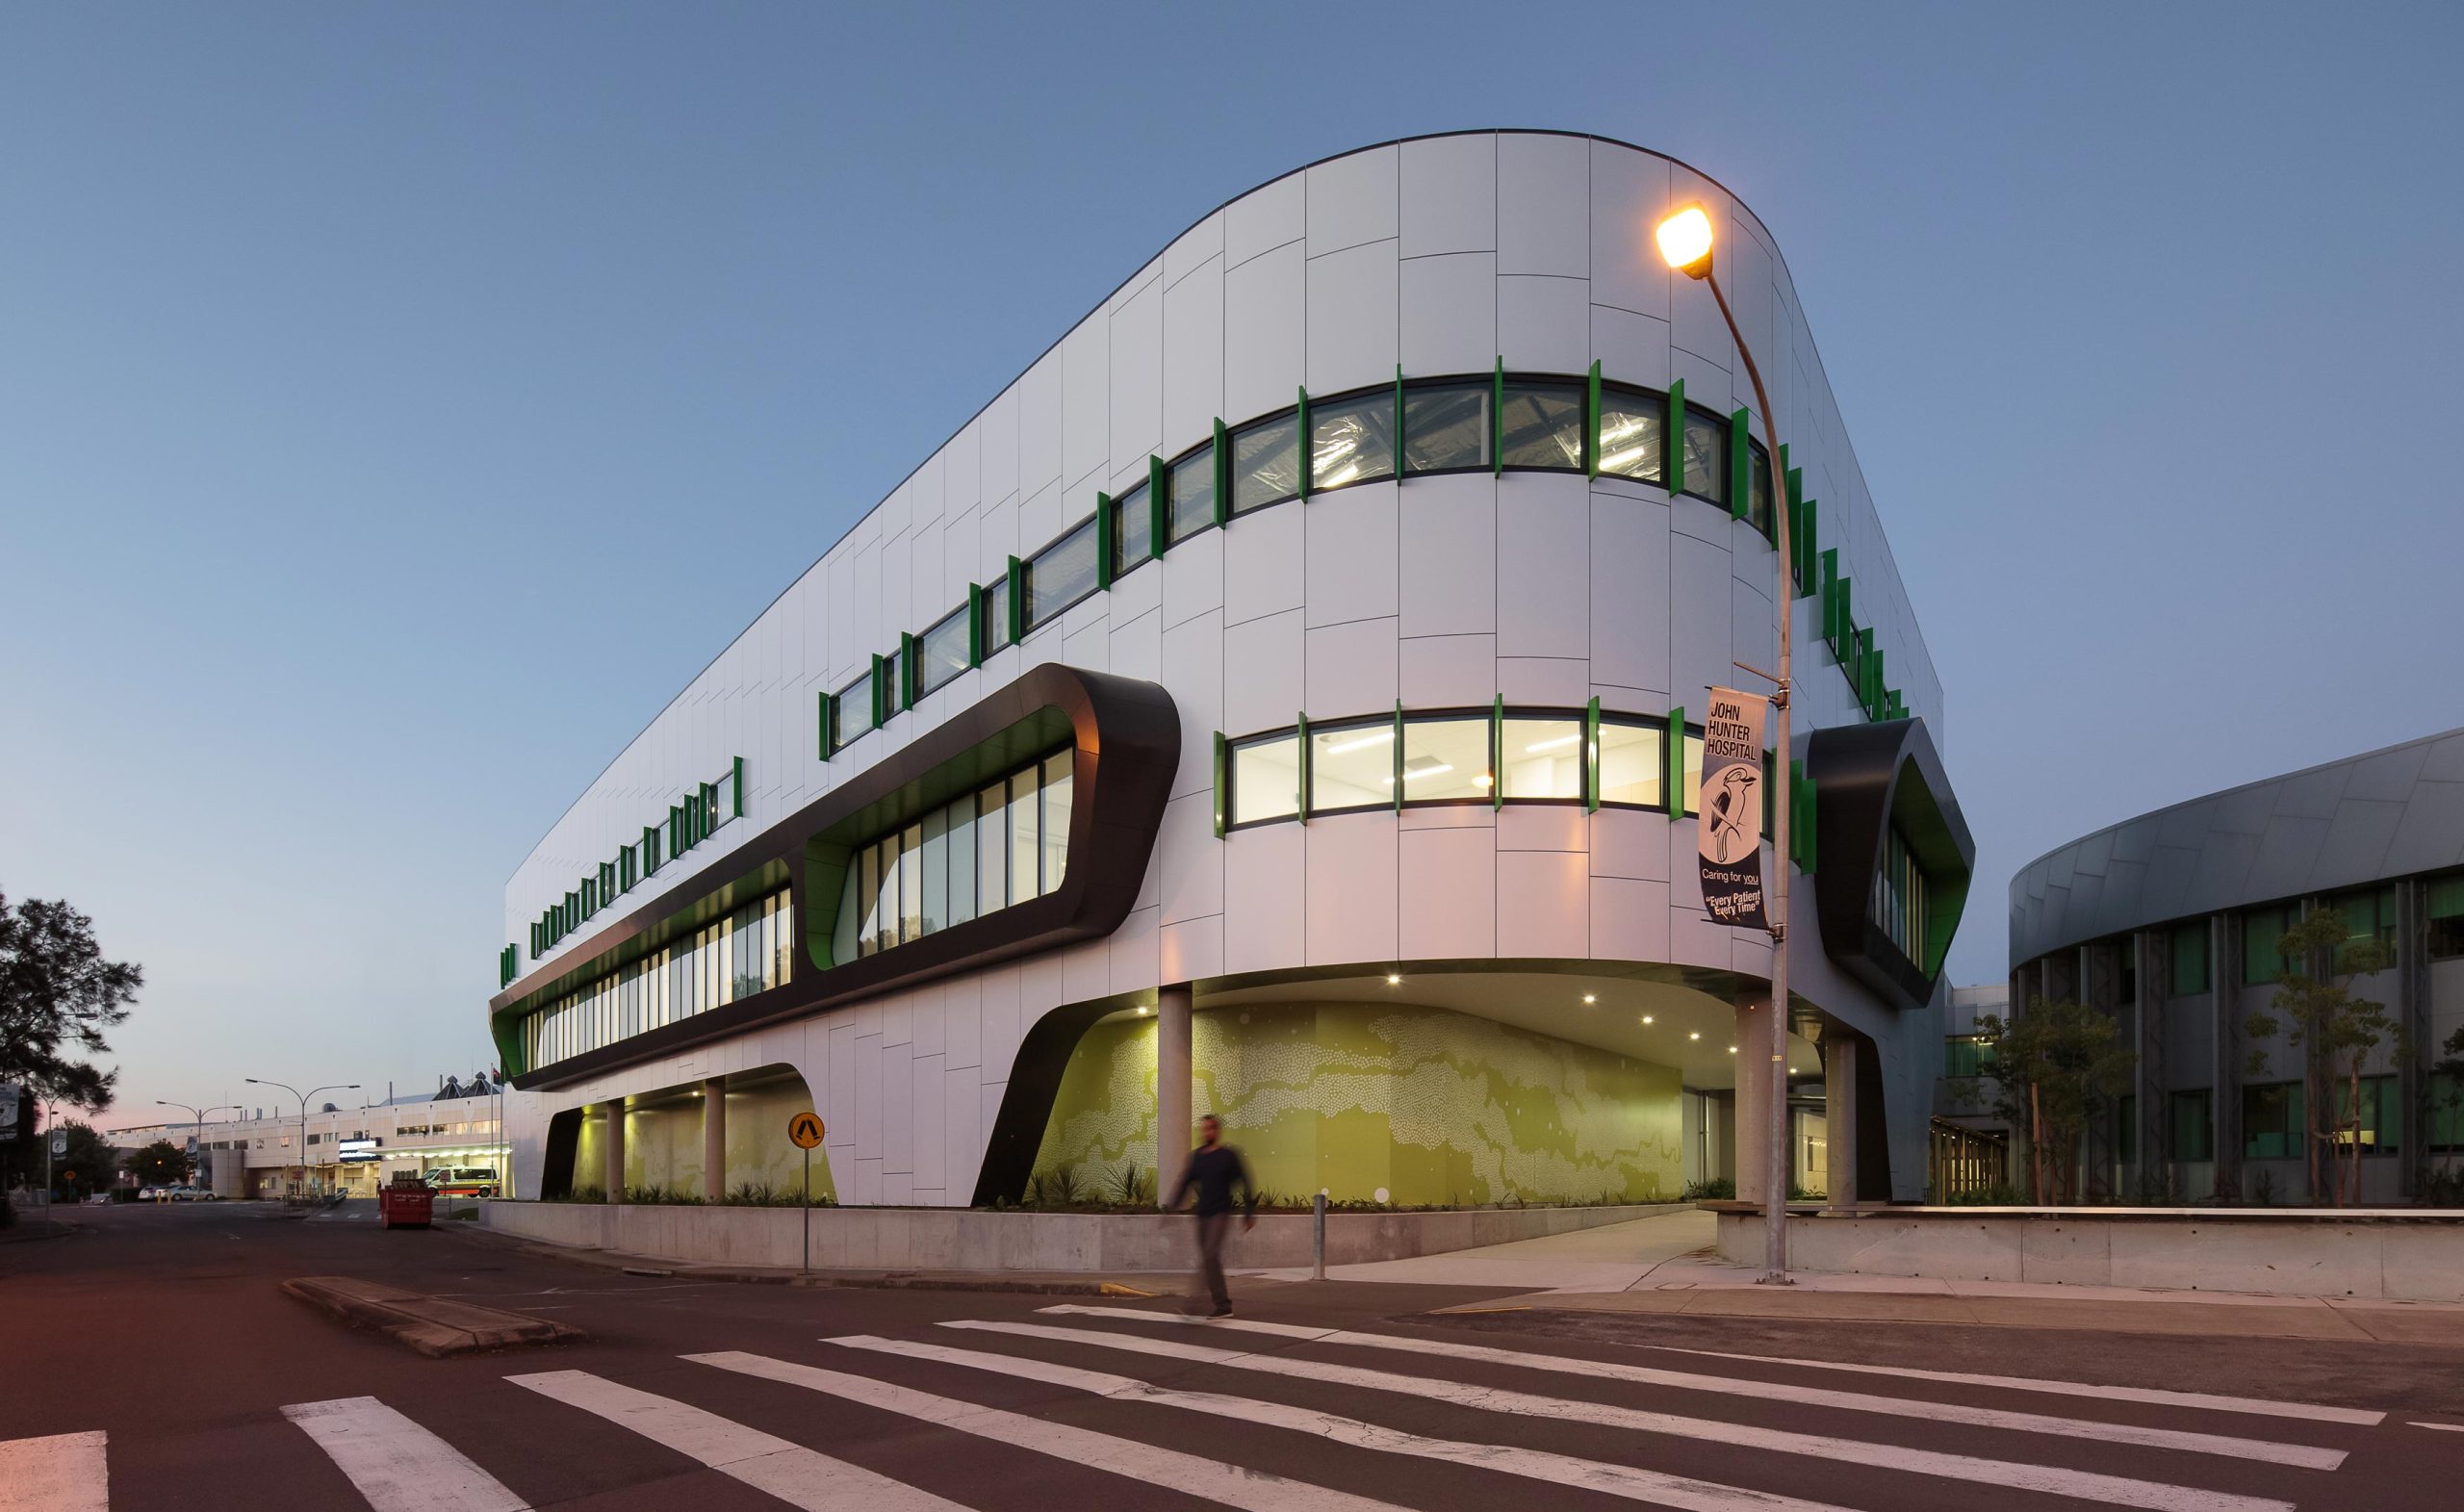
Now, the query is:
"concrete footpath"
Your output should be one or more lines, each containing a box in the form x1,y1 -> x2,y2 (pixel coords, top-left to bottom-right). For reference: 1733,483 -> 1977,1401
1267,1209 -> 2464,1345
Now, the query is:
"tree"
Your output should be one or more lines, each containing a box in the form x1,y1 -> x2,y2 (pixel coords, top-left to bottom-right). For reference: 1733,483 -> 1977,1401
123,1139 -> 189,1190
2244,908 -> 2394,1207
1971,997 -> 2133,1204
46,1121 -> 117,1200
0,894 -> 142,1109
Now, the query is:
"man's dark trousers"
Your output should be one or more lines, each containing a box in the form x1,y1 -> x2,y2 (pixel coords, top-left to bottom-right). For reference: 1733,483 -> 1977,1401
1194,1211 -> 1232,1311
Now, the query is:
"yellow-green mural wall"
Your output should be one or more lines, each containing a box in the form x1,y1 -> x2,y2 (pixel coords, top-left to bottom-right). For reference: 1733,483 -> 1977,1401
569,1070 -> 836,1202
1029,1003 -> 1682,1206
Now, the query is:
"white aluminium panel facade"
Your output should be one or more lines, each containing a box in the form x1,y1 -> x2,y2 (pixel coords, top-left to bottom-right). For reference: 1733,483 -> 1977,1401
498,133 -> 1945,1207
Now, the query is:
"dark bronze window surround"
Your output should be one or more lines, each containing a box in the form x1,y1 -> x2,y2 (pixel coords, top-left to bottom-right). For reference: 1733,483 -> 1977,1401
493,664 -> 1179,1090
1806,716 -> 1974,1011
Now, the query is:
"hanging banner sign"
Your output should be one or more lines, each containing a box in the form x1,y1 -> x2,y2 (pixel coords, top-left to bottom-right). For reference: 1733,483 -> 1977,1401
1696,686 -> 1769,930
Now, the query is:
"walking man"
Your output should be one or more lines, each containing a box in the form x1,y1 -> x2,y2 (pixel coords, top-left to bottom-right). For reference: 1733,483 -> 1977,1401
1168,1114 -> 1255,1317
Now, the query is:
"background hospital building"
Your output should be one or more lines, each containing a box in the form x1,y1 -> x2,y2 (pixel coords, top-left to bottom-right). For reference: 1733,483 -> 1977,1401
487,131 -> 1973,1214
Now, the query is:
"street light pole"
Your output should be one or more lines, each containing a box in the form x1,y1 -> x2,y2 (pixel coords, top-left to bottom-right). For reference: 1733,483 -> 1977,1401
155,1101 -> 239,1191
244,1080 -> 359,1198
1656,204 -> 1794,1284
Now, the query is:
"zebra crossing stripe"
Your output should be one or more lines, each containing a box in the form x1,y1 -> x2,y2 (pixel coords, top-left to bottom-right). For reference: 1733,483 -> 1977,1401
1034,1305 -> 2342,1471
0,1430 -> 106,1512
504,1370 -> 965,1512
945,1320 -> 2295,1512
686,1349 -> 1407,1512
1645,1346 -> 2386,1427
282,1398 -> 530,1512
822,1335 -> 1862,1512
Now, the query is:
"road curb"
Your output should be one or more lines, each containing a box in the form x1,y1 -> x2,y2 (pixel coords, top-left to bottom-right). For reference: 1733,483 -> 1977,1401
281,1275 -> 586,1357
451,1224 -> 1198,1296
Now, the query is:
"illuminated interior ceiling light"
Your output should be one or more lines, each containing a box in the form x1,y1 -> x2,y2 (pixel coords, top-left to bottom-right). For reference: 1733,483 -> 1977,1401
1727,1045 -> 1737,1054
1688,1031 -> 1701,1041
1582,993 -> 1597,1004
1640,1014 -> 1655,1024
1399,758 -> 1453,782
1475,773 -> 1493,788
1322,730 -> 1394,756
1524,733 -> 1578,754
1386,972 -> 1402,986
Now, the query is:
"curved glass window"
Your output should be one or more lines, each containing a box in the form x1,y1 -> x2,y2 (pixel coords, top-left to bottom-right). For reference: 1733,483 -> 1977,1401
524,889 -> 793,1070
1597,718 -> 1665,808
1681,408 -> 1727,504
1309,718 -> 1395,813
1597,394 -> 1665,482
1401,715 -> 1491,802
1024,516 -> 1098,629
915,605 -> 969,699
1748,441 -> 1774,538
1230,414 -> 1299,515
981,577 -> 1014,655
1167,446 -> 1216,545
1501,715 -> 1583,800
1401,382 -> 1488,473
828,751 -> 1071,964
1309,391 -> 1395,491
1499,381 -> 1585,471
1040,751 -> 1072,892
1230,732 -> 1299,826
1111,483 -> 1151,576
832,668 -> 878,749
843,369 -> 1881,770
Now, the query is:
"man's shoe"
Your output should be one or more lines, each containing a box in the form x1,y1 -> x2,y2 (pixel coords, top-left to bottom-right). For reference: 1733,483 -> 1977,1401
1210,1305 -> 1234,1319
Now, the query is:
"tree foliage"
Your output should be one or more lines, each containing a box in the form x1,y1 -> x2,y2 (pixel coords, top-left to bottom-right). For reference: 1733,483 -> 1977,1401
0,894 -> 142,1109
2243,907 -> 2394,1207
1972,996 -> 2133,1204
44,1121 -> 118,1199
123,1139 -> 190,1189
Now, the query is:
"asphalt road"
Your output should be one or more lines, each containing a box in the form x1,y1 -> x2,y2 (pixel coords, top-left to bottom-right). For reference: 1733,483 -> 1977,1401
4,1199 -> 2461,1510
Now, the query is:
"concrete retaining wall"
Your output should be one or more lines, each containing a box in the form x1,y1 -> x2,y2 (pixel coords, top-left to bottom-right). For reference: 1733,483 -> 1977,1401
1715,1208 -> 2464,1302
481,1199 -> 1683,1273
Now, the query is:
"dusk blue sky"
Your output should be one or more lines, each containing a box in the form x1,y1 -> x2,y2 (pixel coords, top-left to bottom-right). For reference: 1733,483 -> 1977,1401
6,4 -> 2457,1125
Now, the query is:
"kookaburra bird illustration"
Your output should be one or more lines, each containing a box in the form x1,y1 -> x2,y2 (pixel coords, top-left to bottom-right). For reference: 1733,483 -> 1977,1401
1707,765 -> 1758,863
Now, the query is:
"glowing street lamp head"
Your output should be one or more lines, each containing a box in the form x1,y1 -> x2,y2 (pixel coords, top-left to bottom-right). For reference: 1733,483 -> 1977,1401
1656,205 -> 1714,279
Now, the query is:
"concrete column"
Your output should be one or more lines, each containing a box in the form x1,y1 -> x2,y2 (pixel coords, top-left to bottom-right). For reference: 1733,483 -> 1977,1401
2397,879 -> 2425,1203
2135,930 -> 2167,1198
1732,993 -> 1774,1203
1824,1031 -> 1859,1212
702,1078 -> 728,1201
2213,910 -> 2243,1199
1155,984 -> 1194,1208
603,1100 -> 626,1203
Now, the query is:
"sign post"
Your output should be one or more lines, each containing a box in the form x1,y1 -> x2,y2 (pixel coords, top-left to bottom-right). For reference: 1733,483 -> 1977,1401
787,1112 -> 825,1272
1696,687 -> 1770,930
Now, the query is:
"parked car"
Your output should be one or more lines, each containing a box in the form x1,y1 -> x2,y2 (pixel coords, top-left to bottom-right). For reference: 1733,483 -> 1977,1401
424,1167 -> 500,1198
140,1185 -> 172,1202
168,1186 -> 218,1201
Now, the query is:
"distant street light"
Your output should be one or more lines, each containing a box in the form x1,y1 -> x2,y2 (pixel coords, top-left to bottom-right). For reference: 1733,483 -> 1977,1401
155,1100 -> 239,1191
1656,200 -> 1796,1285
244,1079 -> 359,1198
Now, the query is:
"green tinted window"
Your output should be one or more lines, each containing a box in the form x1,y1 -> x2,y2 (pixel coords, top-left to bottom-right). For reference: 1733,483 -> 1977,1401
2170,922 -> 2211,994
2242,906 -> 2297,985
2169,1089 -> 2213,1161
